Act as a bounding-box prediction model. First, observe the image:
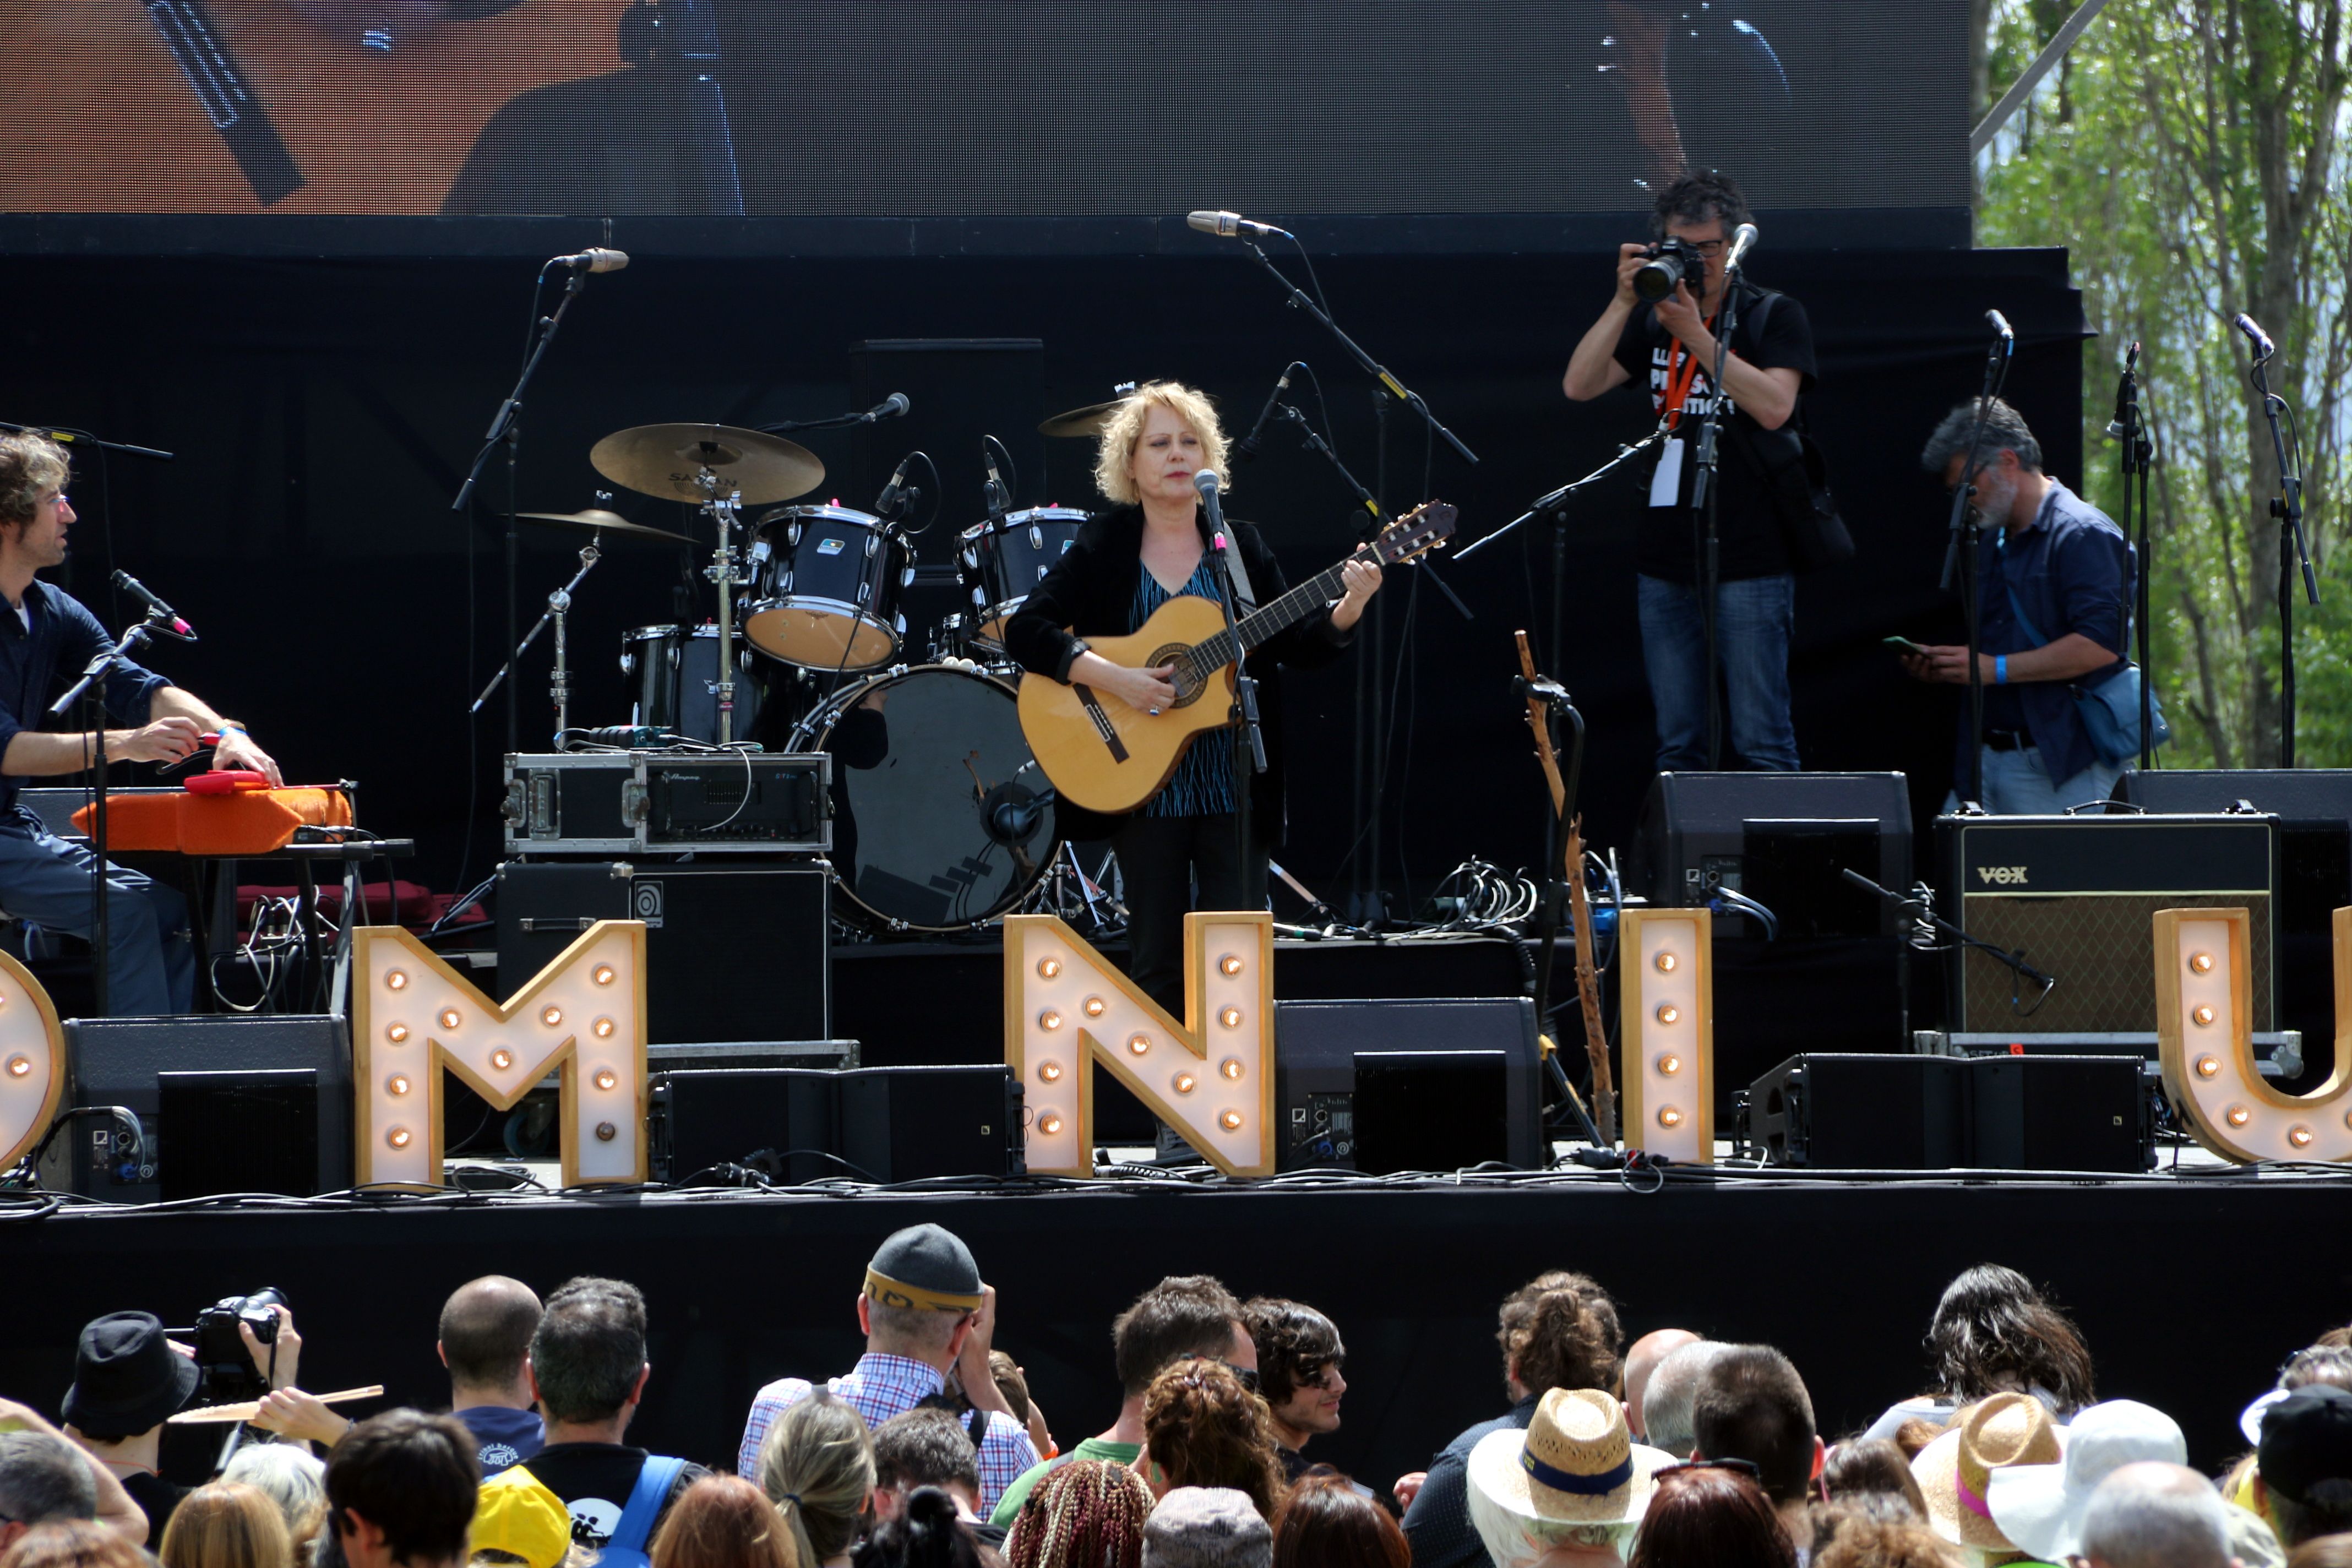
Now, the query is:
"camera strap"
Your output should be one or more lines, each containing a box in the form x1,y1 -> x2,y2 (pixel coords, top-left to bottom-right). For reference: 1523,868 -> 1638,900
1660,306 -> 1722,431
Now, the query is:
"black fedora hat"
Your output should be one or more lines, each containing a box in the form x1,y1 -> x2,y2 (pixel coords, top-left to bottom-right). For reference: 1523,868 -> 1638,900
61,1312 -> 199,1436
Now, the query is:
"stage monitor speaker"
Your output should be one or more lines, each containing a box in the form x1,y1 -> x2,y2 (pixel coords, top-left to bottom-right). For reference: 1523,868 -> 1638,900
1273,998 -> 1544,1172
38,1015 -> 351,1201
1742,1052 -> 2149,1172
1634,772 -> 1912,937
650,1065 -> 1023,1185
836,1065 -> 1024,1183
156,1070 -> 319,1202
1940,813 -> 2276,1035
497,861 -> 829,1044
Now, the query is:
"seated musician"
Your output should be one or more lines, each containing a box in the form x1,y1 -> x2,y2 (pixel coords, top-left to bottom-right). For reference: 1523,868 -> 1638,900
1005,383 -> 1380,1030
0,433 -> 282,1014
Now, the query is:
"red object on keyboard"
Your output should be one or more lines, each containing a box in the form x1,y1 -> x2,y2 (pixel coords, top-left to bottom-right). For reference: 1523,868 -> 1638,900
183,771 -> 273,796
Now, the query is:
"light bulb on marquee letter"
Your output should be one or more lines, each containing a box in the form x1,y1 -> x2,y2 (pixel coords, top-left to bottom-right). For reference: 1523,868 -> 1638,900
2155,906 -> 2352,1164
1006,911 -> 1275,1177
352,921 -> 649,1189
1618,908 -> 1714,1164
0,951 -> 66,1172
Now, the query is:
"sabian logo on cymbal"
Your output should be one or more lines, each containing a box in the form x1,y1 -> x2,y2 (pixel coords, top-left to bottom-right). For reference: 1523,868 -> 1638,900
1977,865 -> 2029,886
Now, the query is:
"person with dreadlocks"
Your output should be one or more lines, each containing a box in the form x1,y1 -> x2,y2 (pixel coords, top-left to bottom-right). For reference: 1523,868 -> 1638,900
1003,1460 -> 1156,1568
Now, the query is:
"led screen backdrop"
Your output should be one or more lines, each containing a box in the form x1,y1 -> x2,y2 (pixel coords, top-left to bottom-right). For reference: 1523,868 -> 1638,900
3,1 -> 1968,220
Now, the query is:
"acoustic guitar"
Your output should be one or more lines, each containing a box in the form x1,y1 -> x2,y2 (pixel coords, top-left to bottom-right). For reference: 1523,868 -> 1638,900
1018,503 -> 1455,816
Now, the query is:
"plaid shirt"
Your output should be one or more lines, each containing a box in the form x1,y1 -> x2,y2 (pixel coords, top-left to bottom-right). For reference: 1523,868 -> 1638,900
736,1352 -> 1041,1512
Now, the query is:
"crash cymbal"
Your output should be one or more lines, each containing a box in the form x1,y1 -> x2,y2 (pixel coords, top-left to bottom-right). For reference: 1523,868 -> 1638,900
1038,399 -> 1125,439
517,508 -> 696,546
589,422 -> 825,506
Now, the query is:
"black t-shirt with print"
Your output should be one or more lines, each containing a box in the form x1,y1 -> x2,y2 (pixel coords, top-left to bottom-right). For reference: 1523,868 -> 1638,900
524,1442 -> 708,1550
1610,280 -> 1819,584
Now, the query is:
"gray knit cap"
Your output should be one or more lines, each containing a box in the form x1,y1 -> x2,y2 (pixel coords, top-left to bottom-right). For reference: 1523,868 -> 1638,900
1141,1487 -> 1272,1568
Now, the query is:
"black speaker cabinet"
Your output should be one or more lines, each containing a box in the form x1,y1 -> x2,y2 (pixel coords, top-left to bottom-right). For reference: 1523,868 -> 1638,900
1743,1052 -> 2149,1172
1939,813 -> 2276,1034
37,1015 -> 351,1201
651,1064 -> 1022,1185
497,861 -> 829,1044
1634,772 -> 1913,937
1272,998 -> 1544,1172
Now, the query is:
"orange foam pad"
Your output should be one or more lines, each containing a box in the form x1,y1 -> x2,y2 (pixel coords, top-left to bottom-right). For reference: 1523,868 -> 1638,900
70,788 -> 353,856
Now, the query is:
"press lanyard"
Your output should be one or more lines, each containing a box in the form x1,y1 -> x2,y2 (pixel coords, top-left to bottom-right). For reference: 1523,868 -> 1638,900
1662,308 -> 1723,431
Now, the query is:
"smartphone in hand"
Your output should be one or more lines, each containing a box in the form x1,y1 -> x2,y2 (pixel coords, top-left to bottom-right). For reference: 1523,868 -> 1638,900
1883,635 -> 1928,655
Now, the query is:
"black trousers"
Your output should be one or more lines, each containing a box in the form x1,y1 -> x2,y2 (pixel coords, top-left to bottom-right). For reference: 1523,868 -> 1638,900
1113,812 -> 1270,1016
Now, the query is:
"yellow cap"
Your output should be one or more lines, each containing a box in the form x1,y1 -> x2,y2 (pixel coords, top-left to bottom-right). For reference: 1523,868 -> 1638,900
472,1467 -> 573,1568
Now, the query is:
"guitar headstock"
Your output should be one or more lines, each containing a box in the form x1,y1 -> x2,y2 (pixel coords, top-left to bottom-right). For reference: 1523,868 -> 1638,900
1370,501 -> 1457,566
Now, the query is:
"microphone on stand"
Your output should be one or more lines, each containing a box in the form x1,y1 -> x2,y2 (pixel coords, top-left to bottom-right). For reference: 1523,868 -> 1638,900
1233,365 -> 1295,462
861,393 -> 911,423
2105,340 -> 2143,440
550,248 -> 630,273
1194,468 -> 1228,541
1186,209 -> 1294,239
1722,222 -> 1761,269
2234,312 -> 2277,360
982,440 -> 1010,524
1986,309 -> 2015,352
111,570 -> 194,639
873,452 -> 918,520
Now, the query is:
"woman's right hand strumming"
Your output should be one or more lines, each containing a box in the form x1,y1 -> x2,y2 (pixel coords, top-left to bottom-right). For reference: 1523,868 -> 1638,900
1071,651 -> 1178,714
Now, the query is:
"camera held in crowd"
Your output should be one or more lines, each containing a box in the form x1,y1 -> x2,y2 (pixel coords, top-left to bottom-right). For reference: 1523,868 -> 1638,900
194,1285 -> 288,1403
1634,237 -> 1709,304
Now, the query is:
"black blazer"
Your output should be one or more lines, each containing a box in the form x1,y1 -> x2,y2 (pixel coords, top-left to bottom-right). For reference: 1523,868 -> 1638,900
1004,505 -> 1355,845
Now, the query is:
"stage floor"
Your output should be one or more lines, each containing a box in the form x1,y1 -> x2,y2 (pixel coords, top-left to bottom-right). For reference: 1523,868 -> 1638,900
5,1163 -> 2343,1491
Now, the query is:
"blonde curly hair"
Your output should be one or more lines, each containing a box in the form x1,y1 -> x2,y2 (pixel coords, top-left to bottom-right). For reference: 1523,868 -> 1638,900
1092,382 -> 1231,507
0,432 -> 68,532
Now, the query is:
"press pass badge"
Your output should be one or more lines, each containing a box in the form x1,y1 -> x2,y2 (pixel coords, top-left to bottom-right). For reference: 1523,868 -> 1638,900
1649,437 -> 1685,507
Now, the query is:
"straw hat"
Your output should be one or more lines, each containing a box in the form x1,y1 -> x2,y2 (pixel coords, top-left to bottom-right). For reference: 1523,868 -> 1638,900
1984,1400 -> 2185,1562
1911,1392 -> 2070,1552
1467,1387 -> 1677,1527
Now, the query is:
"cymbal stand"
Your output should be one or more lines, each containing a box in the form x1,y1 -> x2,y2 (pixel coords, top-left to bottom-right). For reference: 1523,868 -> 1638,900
694,470 -> 748,746
471,536 -> 604,747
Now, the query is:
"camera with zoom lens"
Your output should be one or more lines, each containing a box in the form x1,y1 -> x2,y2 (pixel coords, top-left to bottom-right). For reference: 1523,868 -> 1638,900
1634,237 -> 1709,304
193,1286 -> 287,1404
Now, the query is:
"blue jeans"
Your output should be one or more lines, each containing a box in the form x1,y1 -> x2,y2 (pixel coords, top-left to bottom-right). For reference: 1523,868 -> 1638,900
0,808 -> 194,1015
1637,572 -> 1800,771
1946,745 -> 2124,815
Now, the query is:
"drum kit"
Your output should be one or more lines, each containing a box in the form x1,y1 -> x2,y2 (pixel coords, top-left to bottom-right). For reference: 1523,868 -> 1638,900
504,396 -> 1134,935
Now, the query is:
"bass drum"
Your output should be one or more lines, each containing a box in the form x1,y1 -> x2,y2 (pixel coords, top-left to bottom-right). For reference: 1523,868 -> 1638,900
799,664 -> 1055,931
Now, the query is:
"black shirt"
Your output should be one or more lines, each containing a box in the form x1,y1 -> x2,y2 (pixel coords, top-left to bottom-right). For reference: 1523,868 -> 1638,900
524,1442 -> 708,1550
119,1471 -> 191,1549
1609,280 -> 1819,584
1401,1396 -> 1538,1568
0,581 -> 168,814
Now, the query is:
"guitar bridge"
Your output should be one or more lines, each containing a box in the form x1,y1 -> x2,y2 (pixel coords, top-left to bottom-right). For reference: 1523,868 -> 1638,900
1071,684 -> 1130,763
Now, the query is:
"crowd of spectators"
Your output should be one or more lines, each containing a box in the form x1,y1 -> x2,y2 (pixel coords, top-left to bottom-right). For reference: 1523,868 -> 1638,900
4,1224 -> 2349,1568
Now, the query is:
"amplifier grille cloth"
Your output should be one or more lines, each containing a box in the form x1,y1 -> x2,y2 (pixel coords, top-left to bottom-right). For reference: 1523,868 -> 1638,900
1961,892 -> 2271,1032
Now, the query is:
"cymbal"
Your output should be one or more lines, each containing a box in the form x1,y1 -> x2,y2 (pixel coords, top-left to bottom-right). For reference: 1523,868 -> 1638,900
590,423 -> 825,506
1038,399 -> 1125,439
517,508 -> 696,546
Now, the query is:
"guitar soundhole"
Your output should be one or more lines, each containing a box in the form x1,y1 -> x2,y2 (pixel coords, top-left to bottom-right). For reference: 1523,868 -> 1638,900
1152,644 -> 1213,710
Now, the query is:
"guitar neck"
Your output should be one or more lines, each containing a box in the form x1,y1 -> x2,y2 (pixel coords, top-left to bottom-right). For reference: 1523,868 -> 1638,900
1180,556 -> 1358,680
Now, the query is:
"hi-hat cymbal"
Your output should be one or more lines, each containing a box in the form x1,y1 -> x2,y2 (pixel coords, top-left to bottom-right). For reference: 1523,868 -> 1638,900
1038,399 -> 1125,439
517,508 -> 696,546
590,422 -> 825,506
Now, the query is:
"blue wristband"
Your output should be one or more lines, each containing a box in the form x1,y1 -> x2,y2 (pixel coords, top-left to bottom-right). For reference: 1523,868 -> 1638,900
1994,655 -> 2008,685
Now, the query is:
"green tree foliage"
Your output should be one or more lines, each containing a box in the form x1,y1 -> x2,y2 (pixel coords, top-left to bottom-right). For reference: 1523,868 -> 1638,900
1977,0 -> 2352,765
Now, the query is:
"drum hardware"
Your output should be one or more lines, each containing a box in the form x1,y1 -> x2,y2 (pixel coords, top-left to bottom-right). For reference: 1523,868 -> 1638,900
472,535 -> 604,746
1024,841 -> 1126,939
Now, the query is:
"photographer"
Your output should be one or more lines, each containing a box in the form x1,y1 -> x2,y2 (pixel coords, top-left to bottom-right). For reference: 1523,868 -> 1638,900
58,1304 -> 303,1548
1562,171 -> 1816,772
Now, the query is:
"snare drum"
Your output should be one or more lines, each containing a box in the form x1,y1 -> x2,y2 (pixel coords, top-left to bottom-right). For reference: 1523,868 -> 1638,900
794,663 -> 1054,931
620,623 -> 765,743
960,505 -> 1088,641
744,504 -> 908,671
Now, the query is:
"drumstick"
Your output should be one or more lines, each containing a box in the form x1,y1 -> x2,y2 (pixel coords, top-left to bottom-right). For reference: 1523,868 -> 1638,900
166,1385 -> 385,1424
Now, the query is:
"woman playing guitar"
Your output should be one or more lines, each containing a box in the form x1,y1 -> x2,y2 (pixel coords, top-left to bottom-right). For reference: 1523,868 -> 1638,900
1005,383 -> 1382,1084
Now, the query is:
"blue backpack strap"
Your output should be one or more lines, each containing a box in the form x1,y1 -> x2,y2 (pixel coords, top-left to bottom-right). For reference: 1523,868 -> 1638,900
609,1455 -> 688,1556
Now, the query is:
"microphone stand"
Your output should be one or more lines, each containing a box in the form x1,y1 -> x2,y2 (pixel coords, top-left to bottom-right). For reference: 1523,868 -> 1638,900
1937,335 -> 2012,807
1840,867 -> 2055,1021
1265,403 -> 1473,620
451,263 -> 597,760
1196,485 -> 1266,890
1235,241 -> 1478,465
1689,271 -> 1745,770
2111,345 -> 2157,770
2248,342 -> 2320,764
472,536 -> 604,748
1456,429 -> 1667,674
51,611 -> 182,1016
